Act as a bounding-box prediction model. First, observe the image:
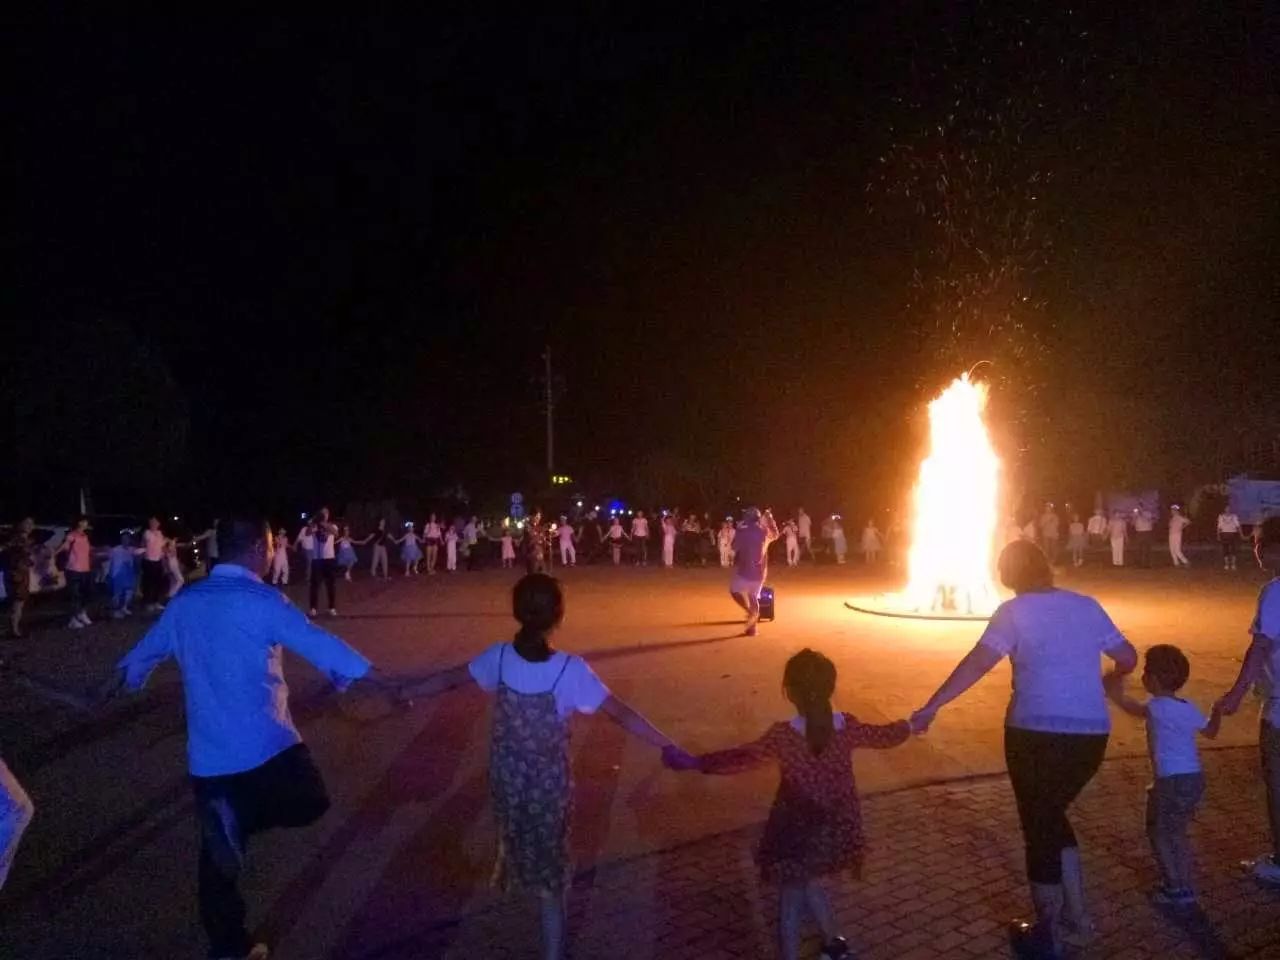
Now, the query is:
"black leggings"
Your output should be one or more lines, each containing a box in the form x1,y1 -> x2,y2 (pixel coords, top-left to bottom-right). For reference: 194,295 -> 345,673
309,558 -> 336,611
192,744 -> 330,957
1005,727 -> 1108,884
141,559 -> 166,605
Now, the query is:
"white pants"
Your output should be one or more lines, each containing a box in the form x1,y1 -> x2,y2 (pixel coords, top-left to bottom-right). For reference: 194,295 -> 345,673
662,538 -> 675,567
1169,535 -> 1189,566
560,542 -> 576,565
446,542 -> 457,571
0,757 -> 34,890
371,544 -> 388,578
1111,538 -> 1125,565
719,544 -> 733,567
271,553 -> 290,585
786,540 -> 799,565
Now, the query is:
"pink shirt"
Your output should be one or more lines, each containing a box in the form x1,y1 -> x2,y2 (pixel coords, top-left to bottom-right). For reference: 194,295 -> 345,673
66,530 -> 92,573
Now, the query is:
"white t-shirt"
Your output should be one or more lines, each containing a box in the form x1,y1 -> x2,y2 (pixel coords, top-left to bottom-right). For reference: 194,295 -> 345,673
468,642 -> 610,718
1168,515 -> 1190,538
1109,517 -> 1128,539
1218,513 -> 1242,534
798,514 -> 812,538
1087,514 -> 1107,536
143,529 -> 167,562
1251,578 -> 1280,725
978,589 -> 1127,734
558,525 -> 575,545
631,517 -> 649,538
1146,696 -> 1207,777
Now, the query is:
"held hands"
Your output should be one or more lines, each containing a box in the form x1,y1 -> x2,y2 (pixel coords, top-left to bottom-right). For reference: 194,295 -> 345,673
908,707 -> 936,735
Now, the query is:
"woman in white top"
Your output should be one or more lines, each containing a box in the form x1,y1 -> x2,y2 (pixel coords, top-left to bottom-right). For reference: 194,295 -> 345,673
912,540 -> 1138,957
399,574 -> 678,960
423,514 -> 443,575
1217,509 -> 1243,570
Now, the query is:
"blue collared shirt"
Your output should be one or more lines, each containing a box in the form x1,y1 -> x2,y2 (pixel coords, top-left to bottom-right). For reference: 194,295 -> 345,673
118,563 -> 371,777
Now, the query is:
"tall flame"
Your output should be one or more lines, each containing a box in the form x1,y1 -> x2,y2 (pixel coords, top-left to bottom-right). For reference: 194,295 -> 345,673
902,374 -> 1001,615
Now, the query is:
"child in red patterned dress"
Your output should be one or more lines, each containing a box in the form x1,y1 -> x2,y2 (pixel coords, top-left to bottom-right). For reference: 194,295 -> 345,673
665,648 -> 915,960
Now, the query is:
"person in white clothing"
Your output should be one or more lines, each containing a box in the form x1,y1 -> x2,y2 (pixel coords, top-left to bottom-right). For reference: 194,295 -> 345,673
294,522 -> 316,585
423,514 -> 443,575
1086,509 -> 1108,546
1217,509 -> 1243,570
1168,505 -> 1191,567
557,518 -> 577,567
797,508 -> 813,560
1067,514 -> 1087,568
444,524 -> 460,572
783,519 -> 800,567
1108,511 -> 1128,566
717,519 -> 735,567
831,516 -> 848,565
630,511 -> 650,566
861,520 -> 882,564
270,527 -> 291,585
1215,517 -> 1280,885
661,515 -> 678,568
1106,644 -> 1222,904
913,540 -> 1138,956
164,539 -> 185,599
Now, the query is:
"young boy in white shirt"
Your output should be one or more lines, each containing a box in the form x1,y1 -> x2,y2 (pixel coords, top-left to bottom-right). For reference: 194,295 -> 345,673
1107,644 -> 1222,905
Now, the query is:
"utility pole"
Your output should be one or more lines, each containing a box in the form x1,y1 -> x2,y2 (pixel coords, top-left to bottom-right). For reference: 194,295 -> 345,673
543,345 -> 554,479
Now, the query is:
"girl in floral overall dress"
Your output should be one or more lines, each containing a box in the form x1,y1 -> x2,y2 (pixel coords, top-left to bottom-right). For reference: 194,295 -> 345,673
666,648 -> 914,960
490,645 -> 575,891
399,573 -> 679,960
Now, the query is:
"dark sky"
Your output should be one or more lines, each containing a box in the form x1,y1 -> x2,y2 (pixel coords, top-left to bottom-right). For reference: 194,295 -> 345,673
9,5 -> 1278,520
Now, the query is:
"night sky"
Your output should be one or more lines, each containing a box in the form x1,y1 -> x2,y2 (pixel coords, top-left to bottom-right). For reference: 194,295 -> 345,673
8,5 -> 1278,521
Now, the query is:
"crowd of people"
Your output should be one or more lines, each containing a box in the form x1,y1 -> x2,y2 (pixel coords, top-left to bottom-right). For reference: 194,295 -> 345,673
1008,502 -> 1252,571
0,508 -> 1276,959
2,499 -> 1280,957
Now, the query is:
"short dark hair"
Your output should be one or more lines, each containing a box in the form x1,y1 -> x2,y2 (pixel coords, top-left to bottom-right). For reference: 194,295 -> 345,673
1145,644 -> 1191,692
998,539 -> 1054,593
217,518 -> 270,560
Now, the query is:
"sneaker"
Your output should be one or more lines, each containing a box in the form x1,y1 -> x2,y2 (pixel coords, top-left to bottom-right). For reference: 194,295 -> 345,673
1247,855 -> 1280,885
79,612 -> 93,626
309,608 -> 318,617
1008,919 -> 1060,960
820,936 -> 851,959
1150,886 -> 1197,907
68,617 -> 85,630
328,608 -> 337,617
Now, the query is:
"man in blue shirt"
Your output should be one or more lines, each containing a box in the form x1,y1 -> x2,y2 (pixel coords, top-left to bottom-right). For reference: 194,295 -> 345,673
101,517 -> 388,960
729,507 -> 779,636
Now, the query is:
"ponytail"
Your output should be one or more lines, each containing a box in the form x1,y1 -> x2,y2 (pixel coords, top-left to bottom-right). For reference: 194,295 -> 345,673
513,625 -> 553,663
783,648 -> 838,756
801,688 -> 835,756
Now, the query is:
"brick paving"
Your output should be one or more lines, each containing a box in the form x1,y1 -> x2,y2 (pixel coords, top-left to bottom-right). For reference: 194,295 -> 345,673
411,748 -> 1279,960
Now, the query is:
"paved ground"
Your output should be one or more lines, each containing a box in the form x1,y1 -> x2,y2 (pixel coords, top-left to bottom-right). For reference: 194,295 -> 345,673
0,555 -> 1275,958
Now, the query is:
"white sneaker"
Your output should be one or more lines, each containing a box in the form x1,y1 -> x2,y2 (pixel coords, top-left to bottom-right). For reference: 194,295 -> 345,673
1248,855 -> 1280,885
77,612 -> 93,626
68,617 -> 84,630
328,608 -> 337,617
